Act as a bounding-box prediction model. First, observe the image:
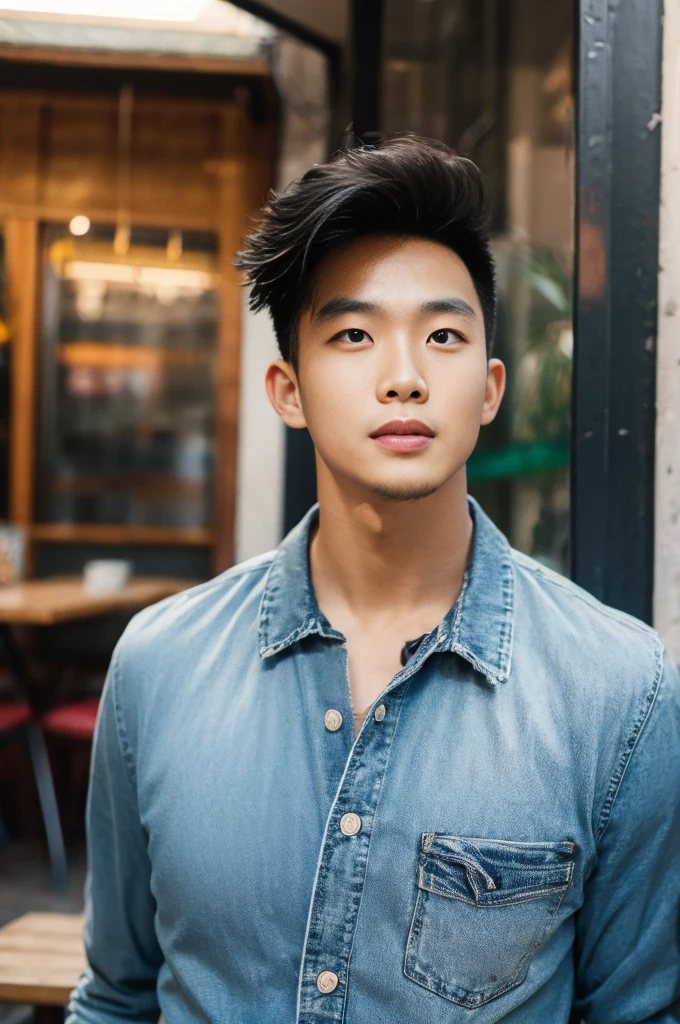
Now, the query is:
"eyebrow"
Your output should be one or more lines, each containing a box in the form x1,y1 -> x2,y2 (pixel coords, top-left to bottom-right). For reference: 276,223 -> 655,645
420,298 -> 478,321
311,297 -> 380,324
311,295 -> 478,325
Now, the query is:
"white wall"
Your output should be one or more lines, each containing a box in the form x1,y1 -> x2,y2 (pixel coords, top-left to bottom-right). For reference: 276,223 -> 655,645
234,291 -> 285,562
654,0 -> 680,660
234,33 -> 330,563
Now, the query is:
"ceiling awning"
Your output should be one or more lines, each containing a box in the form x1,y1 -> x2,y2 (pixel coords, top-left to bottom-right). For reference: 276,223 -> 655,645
0,1 -> 274,65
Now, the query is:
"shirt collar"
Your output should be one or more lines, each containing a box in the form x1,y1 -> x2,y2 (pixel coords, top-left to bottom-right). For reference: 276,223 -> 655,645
258,496 -> 515,685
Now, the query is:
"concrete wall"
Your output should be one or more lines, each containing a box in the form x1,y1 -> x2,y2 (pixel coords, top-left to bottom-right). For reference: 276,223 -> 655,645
654,0 -> 680,660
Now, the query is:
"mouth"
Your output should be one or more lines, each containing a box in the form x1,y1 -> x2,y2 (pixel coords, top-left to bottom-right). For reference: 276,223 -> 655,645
369,419 -> 435,453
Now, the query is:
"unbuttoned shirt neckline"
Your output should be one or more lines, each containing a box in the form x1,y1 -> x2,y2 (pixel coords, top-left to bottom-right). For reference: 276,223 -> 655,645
258,497 -> 515,687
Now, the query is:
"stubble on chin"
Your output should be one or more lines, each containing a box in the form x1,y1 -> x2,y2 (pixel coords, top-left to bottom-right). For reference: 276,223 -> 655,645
369,481 -> 442,503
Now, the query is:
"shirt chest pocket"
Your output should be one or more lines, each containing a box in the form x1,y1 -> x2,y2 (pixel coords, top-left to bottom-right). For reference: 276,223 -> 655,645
403,834 -> 574,1009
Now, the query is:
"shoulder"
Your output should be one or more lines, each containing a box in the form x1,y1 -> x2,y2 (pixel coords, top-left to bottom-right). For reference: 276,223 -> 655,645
507,550 -> 679,839
114,549 -> 276,673
511,547 -> 658,643
509,546 -> 665,710
102,551 -> 277,755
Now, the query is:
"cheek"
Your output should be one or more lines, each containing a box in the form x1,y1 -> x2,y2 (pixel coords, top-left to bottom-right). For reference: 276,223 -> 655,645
297,372 -> 354,452
432,358 -> 489,416
301,358 -> 369,425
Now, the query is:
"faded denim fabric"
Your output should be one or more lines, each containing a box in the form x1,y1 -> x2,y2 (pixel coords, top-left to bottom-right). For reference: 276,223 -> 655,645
67,499 -> 680,1024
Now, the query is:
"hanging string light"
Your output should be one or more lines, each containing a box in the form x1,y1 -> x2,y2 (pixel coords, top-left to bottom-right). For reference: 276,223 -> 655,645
113,83 -> 133,258
167,230 -> 183,262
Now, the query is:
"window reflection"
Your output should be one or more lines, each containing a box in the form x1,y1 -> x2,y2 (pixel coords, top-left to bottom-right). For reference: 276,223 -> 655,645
383,0 -> 574,574
37,224 -> 218,529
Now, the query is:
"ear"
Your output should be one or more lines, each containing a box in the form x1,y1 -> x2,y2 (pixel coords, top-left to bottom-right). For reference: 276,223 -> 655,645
265,360 -> 308,429
480,358 -> 506,426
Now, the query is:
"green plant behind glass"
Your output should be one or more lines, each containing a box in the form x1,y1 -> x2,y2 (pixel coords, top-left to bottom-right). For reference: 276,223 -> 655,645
513,249 -> 572,445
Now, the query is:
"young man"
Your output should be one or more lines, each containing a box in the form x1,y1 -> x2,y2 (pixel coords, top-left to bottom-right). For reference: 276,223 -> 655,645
69,137 -> 680,1024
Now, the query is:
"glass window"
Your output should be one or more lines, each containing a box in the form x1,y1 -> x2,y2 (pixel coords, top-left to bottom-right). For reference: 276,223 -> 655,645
37,224 -> 218,530
383,0 -> 574,574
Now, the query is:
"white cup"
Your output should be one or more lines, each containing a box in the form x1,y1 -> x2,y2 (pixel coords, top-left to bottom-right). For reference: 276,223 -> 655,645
83,559 -> 132,596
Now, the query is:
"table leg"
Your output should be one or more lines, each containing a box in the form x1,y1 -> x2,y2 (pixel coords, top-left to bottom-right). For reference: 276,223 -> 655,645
0,625 -> 68,892
33,1005 -> 65,1024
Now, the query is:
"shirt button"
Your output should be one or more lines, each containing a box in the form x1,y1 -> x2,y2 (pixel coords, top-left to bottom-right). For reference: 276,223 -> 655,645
374,703 -> 386,722
324,709 -> 343,732
340,812 -> 362,836
316,970 -> 339,994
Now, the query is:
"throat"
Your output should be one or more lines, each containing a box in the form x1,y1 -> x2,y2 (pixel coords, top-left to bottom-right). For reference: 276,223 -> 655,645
344,625 -> 432,730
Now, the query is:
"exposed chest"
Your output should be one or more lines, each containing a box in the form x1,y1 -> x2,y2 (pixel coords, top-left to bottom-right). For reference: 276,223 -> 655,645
342,621 -> 426,713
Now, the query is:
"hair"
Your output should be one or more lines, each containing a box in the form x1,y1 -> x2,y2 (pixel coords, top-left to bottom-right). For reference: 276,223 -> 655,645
234,134 -> 496,365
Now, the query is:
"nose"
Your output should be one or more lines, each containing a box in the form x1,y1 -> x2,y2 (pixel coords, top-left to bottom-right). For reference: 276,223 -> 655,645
376,340 -> 429,404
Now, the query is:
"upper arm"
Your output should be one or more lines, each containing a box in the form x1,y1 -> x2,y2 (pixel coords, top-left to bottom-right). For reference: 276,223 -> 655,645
573,648 -> 680,1023
67,641 -> 163,1024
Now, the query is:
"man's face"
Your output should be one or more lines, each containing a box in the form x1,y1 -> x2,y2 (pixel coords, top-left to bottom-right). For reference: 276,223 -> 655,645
268,235 -> 505,502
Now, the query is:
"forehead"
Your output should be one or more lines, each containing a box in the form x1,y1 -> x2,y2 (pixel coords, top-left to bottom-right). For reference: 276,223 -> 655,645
308,235 -> 482,318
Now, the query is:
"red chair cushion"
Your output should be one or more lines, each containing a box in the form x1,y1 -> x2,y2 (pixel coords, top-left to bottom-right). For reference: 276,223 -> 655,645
0,703 -> 32,732
42,697 -> 100,740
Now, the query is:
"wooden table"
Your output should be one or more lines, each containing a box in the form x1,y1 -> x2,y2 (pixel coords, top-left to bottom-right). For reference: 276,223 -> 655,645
0,575 -> 197,626
0,912 -> 85,1005
0,574 -> 198,891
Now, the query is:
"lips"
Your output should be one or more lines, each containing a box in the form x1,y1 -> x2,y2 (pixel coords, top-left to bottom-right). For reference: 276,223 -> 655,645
370,419 -> 435,453
370,419 -> 435,438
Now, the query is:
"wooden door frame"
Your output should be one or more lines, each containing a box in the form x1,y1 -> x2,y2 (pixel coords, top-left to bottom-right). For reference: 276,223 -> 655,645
5,219 -> 39,538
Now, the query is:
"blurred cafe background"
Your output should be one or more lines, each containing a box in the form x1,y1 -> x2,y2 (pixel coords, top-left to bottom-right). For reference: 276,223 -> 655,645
0,0 -> 677,1014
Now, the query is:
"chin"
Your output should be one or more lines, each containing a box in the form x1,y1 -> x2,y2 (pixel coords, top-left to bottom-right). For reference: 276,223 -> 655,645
367,480 -> 443,503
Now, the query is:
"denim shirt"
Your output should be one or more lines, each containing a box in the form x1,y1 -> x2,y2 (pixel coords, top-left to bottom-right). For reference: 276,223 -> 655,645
68,499 -> 680,1024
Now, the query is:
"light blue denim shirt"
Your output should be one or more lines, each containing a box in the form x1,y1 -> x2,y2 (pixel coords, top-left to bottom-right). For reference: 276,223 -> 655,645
68,499 -> 680,1024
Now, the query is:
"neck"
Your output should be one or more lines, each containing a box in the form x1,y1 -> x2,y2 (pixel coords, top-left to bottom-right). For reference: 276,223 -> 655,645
309,464 -> 473,626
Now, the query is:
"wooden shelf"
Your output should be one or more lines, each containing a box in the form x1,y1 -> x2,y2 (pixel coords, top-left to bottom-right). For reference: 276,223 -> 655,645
0,46 -> 270,78
48,473 -> 209,501
48,238 -> 219,274
30,524 -> 214,546
56,343 -> 214,371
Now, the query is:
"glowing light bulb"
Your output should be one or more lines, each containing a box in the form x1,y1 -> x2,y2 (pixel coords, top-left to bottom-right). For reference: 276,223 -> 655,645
69,215 -> 91,236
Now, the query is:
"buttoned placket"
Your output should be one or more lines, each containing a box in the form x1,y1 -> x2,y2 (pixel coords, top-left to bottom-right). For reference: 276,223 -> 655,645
295,629 -> 448,1024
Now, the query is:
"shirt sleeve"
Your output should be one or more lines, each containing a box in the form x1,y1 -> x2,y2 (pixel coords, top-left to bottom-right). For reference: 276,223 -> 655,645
66,642 -> 164,1024
572,647 -> 680,1023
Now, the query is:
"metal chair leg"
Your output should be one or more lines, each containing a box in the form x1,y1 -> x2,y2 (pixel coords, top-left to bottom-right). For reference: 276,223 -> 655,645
33,1006 -> 65,1024
24,721 -> 68,892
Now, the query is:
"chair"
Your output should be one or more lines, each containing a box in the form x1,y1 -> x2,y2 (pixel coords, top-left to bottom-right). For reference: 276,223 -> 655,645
42,696 -> 99,845
0,911 -> 85,1013
42,697 -> 100,742
0,701 -> 68,891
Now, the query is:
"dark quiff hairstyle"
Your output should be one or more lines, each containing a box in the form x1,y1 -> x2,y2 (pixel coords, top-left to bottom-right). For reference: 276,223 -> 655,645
235,135 -> 497,365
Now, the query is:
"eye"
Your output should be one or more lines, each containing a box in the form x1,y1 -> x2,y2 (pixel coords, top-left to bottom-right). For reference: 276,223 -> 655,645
335,328 -> 371,345
428,328 -> 464,346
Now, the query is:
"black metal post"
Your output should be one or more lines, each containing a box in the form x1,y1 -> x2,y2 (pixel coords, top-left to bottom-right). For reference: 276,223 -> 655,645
221,0 -> 340,63
283,427 -> 317,534
571,0 -> 662,622
351,0 -> 384,141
